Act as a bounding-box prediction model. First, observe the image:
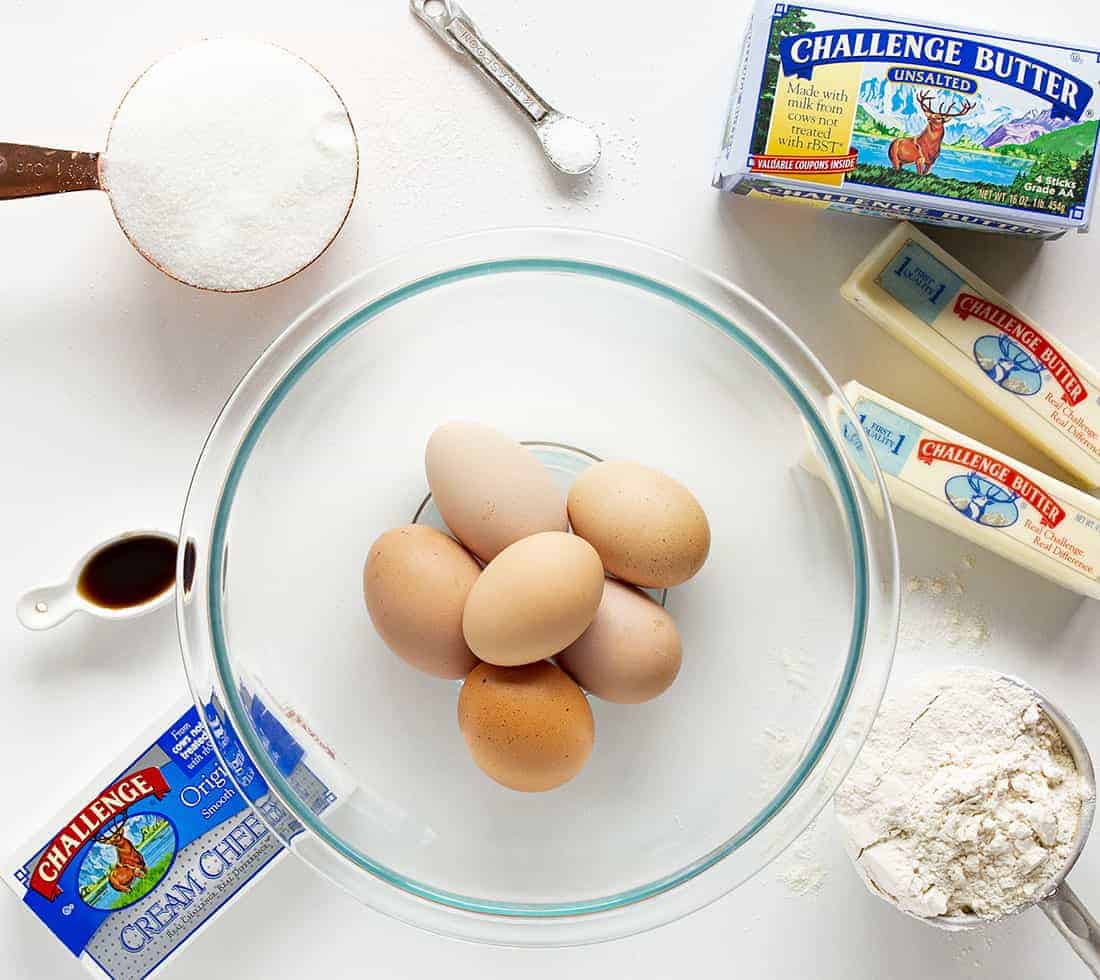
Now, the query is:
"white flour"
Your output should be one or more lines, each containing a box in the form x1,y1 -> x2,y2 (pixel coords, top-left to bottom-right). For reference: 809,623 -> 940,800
103,39 -> 358,291
900,556 -> 990,653
836,668 -> 1085,920
776,819 -> 830,896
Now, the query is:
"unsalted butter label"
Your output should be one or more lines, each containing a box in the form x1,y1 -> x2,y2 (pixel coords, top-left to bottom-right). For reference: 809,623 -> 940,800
850,396 -> 1100,585
876,238 -> 1100,466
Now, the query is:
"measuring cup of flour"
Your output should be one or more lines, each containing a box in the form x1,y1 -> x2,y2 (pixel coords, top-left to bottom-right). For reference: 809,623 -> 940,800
17,529 -> 178,631
838,668 -> 1100,976
0,39 -> 359,292
930,681 -> 1100,976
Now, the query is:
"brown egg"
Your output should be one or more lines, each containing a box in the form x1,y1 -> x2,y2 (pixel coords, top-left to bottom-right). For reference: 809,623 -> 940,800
567,460 -> 710,588
462,531 -> 604,667
557,580 -> 682,704
458,661 -> 594,792
425,421 -> 568,562
363,525 -> 480,679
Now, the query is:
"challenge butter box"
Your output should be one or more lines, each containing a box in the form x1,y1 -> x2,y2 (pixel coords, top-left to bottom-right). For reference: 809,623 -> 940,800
714,0 -> 1100,238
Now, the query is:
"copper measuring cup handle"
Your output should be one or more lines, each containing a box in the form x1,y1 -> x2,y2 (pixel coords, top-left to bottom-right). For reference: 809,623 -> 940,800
0,143 -> 100,200
1041,881 -> 1100,978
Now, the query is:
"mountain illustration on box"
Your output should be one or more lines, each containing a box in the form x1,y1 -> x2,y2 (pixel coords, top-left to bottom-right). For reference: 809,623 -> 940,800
983,108 -> 1076,149
856,72 -> 1096,158
858,74 -> 1013,146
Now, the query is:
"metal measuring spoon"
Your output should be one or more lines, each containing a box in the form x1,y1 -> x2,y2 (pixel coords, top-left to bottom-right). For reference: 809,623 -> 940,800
927,674 -> 1100,976
410,0 -> 602,176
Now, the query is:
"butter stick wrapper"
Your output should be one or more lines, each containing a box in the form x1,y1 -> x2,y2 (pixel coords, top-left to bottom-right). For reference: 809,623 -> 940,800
803,381 -> 1100,599
843,222 -> 1100,490
5,694 -> 335,980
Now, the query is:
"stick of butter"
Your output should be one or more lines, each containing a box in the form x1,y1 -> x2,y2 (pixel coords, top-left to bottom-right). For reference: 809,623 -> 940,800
842,223 -> 1100,491
805,381 -> 1100,599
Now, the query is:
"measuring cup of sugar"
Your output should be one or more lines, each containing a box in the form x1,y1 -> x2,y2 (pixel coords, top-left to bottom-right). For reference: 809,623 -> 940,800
0,39 -> 359,292
928,677 -> 1100,977
17,530 -> 178,631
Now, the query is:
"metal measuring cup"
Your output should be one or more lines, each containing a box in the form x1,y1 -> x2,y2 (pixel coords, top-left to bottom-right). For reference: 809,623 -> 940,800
928,674 -> 1099,976
0,42 -> 358,292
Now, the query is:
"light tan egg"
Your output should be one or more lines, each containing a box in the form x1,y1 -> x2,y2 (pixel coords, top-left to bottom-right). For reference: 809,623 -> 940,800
425,421 -> 568,561
363,525 -> 480,679
462,531 -> 605,667
568,460 -> 710,589
557,580 -> 682,704
458,661 -> 594,792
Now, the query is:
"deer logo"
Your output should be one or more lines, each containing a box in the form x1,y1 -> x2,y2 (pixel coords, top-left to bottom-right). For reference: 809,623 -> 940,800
973,335 -> 1044,396
888,91 -> 976,175
945,473 -> 1021,528
96,811 -> 147,894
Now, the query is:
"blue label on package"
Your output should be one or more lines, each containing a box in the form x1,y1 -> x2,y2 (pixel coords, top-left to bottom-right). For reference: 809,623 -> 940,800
6,697 -> 335,980
875,240 -> 966,325
853,397 -> 923,475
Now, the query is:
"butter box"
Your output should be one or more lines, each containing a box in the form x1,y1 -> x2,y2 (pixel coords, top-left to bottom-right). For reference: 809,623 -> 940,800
5,693 -> 336,980
714,1 -> 1100,238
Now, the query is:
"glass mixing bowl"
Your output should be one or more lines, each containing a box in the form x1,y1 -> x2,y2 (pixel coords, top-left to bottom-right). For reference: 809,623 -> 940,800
178,228 -> 899,945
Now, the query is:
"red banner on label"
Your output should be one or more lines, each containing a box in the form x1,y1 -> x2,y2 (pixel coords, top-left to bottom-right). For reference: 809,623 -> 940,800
954,293 -> 1088,406
917,439 -> 1066,528
29,768 -> 170,900
749,151 -> 859,175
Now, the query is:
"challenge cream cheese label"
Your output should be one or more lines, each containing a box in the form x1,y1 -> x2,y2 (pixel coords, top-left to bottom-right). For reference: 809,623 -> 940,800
6,695 -> 336,980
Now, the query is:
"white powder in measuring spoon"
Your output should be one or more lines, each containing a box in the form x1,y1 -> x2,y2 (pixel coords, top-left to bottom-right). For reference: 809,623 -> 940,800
835,668 -> 1085,921
537,114 -> 601,175
102,39 -> 358,291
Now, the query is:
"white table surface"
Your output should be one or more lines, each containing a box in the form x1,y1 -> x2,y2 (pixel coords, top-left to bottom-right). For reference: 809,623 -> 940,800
4,0 -> 1100,976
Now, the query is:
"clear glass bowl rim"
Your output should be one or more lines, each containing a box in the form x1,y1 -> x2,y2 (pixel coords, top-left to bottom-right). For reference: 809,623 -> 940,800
177,227 -> 899,946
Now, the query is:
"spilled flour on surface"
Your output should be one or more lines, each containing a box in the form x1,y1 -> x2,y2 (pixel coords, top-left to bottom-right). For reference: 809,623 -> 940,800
775,819 -> 830,895
780,650 -> 815,690
900,555 -> 991,652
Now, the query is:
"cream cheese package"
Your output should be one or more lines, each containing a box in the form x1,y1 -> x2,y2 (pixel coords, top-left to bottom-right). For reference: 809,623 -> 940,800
5,691 -> 337,980
843,223 -> 1100,490
714,1 -> 1100,238
805,381 -> 1100,599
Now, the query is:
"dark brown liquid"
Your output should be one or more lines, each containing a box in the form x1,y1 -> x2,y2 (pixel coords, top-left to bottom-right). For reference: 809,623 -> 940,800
77,535 -> 177,610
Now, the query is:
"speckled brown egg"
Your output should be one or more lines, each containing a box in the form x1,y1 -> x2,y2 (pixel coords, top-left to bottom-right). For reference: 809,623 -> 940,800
567,460 -> 710,589
425,421 -> 568,562
557,579 -> 682,704
457,661 -> 594,792
462,531 -> 605,667
363,525 -> 480,679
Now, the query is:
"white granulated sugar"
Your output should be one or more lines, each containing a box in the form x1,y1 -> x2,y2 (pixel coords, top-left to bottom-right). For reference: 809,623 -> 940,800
103,39 -> 358,291
538,115 -> 601,174
835,668 -> 1085,921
